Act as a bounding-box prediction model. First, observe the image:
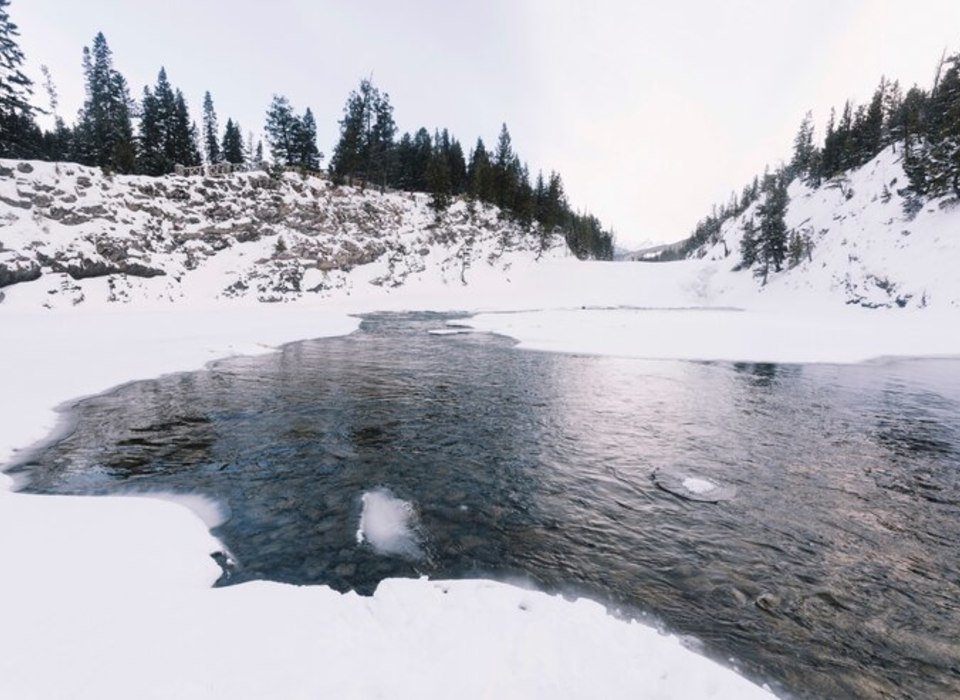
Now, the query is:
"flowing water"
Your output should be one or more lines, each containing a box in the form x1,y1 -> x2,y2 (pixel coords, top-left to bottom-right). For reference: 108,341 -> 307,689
8,312 -> 960,698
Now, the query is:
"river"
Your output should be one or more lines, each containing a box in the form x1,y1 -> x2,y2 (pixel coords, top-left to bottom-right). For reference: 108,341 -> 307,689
9,312 -> 960,698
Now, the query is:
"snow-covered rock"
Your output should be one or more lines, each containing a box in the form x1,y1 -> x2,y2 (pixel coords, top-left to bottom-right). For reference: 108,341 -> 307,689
0,160 -> 565,307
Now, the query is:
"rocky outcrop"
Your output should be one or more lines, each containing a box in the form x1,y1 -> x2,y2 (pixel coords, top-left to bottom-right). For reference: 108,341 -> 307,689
0,252 -> 42,288
0,159 -> 564,305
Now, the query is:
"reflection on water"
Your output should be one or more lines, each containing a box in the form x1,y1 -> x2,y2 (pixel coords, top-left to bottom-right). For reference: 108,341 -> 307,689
8,312 -> 960,699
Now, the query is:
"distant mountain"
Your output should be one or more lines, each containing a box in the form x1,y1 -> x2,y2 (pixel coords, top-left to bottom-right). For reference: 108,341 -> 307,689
615,240 -> 685,262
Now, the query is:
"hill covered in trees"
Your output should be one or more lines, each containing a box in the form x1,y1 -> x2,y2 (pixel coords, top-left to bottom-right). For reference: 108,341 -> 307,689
659,50 -> 960,286
0,2 -> 613,260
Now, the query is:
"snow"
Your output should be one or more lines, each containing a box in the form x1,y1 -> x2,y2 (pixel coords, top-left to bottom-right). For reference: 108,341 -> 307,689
2,147 -> 960,698
683,477 -> 716,495
356,488 -> 423,558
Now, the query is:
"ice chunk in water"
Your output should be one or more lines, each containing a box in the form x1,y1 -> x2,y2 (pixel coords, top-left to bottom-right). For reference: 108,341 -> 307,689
654,468 -> 737,503
682,477 -> 716,495
356,488 -> 423,558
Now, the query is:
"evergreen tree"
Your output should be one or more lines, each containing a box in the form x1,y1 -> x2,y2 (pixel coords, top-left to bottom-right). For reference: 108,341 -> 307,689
493,123 -> 517,209
74,33 -> 136,171
467,137 -> 493,202
201,90 -> 220,164
513,162 -> 535,227
860,78 -> 886,161
818,108 -> 839,179
756,173 -> 789,278
168,89 -> 199,166
0,0 -> 40,158
791,110 -> 816,178
294,106 -> 321,170
330,78 -> 396,185
543,171 -> 567,231
410,127 -> 433,191
393,132 -> 416,189
368,87 -> 396,187
38,64 -> 71,161
446,136 -> 467,194
221,118 -> 244,164
264,94 -> 300,166
923,53 -> 960,197
739,217 -> 758,268
426,147 -> 451,212
137,85 -> 164,174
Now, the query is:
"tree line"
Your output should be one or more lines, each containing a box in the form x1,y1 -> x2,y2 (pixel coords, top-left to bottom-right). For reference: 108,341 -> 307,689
657,49 -> 960,277
1,28 -> 259,174
0,2 -> 613,259
316,78 -> 613,259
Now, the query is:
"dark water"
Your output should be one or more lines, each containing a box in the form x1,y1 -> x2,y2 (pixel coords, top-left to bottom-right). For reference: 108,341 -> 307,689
8,312 -> 960,699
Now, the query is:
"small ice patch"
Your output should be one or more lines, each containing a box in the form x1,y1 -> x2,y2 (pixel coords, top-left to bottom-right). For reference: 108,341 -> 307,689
428,328 -> 472,336
682,477 -> 716,495
654,468 -> 737,503
356,488 -> 423,558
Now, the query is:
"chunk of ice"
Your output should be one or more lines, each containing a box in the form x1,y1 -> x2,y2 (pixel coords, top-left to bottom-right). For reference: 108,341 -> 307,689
356,488 -> 423,558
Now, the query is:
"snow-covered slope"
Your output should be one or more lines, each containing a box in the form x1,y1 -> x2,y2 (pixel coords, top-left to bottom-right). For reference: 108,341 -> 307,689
0,159 -> 564,308
689,146 -> 960,309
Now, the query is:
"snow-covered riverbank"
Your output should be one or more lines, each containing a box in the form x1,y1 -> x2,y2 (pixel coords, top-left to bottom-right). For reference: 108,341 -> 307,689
0,291 -> 784,700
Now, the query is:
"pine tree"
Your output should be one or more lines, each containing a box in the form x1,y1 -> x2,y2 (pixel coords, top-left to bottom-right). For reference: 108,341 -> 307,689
861,78 -> 886,161
137,68 -> 183,175
368,87 -> 396,187
739,217 -> 758,268
493,123 -> 517,209
923,53 -> 960,197
410,127 -> 433,191
330,78 -> 395,185
426,148 -> 451,212
169,89 -> 199,166
201,91 -> 220,164
756,173 -> 790,278
137,86 -> 162,174
74,33 -> 136,171
221,118 -> 244,164
0,0 -> 40,158
393,132 -> 416,189
295,107 -> 321,170
467,137 -> 492,202
818,107 -> 839,179
513,162 -> 535,227
38,64 -> 71,161
264,94 -> 300,166
446,136 -> 467,194
791,111 -> 816,179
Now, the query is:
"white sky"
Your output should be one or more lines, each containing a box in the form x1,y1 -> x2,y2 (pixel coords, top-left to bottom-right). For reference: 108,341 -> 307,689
11,0 -> 960,246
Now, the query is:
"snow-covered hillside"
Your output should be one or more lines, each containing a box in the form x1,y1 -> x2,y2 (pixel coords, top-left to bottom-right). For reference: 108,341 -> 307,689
0,159 -> 563,308
688,146 -> 960,309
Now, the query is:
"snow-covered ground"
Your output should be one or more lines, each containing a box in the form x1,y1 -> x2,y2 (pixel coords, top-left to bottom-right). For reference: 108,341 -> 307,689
2,148 -> 959,698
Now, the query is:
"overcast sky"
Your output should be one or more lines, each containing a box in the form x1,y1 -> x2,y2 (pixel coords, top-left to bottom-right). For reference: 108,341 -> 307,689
11,0 -> 960,246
